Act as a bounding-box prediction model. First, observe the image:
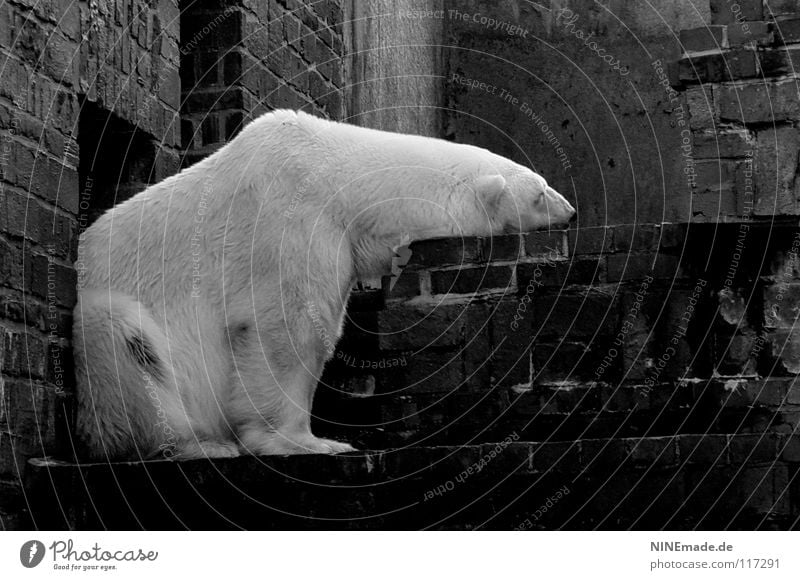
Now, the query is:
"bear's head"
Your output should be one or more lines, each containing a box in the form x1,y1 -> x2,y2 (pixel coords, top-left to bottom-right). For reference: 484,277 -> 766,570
476,169 -> 575,233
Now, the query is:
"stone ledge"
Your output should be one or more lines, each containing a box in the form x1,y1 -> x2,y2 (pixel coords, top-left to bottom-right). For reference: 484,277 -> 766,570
25,434 -> 800,530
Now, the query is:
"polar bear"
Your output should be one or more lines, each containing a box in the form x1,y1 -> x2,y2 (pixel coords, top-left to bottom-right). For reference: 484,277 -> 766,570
73,109 -> 575,460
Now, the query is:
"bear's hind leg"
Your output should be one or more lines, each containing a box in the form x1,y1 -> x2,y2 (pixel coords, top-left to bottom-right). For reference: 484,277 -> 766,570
226,327 -> 355,455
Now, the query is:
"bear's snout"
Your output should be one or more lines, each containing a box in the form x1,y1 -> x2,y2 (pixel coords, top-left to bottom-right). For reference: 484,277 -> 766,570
545,186 -> 576,227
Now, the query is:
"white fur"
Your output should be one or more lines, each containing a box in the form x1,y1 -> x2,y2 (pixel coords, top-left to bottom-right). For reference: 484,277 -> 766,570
72,109 -> 575,459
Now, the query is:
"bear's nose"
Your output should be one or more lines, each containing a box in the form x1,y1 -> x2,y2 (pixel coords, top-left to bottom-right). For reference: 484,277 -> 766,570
569,210 -> 577,223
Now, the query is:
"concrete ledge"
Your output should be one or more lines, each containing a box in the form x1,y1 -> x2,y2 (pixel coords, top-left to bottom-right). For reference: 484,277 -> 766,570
25,434 -> 800,530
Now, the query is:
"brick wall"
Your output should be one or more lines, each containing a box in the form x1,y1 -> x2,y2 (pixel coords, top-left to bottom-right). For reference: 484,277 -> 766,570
668,0 -> 800,219
0,0 -> 184,530
180,0 -> 345,164
0,0 -> 81,530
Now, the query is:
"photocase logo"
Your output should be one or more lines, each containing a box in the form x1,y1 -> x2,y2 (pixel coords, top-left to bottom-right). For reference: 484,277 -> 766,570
20,540 -> 46,568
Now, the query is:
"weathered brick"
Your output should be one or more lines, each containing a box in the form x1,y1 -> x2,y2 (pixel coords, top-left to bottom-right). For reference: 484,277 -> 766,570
430,265 -> 514,295
764,283 -> 800,327
754,125 -> 800,216
691,191 -> 740,219
767,328 -> 800,374
718,79 -> 800,123
1,329 -> 47,380
765,0 -> 800,17
692,129 -> 754,158
684,85 -> 716,129
711,0 -> 763,24
523,230 -> 567,258
693,159 -> 736,195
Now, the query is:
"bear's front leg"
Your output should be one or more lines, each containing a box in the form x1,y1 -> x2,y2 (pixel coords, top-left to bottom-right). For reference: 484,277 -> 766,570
226,313 -> 356,456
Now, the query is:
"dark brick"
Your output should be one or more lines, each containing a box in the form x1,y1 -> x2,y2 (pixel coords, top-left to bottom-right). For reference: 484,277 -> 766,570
580,438 -> 630,470
224,110 -> 245,140
678,48 -> 757,83
567,226 -> 612,255
478,235 -> 522,262
430,265 -> 514,295
28,252 -> 77,307
1,329 -> 47,379
759,45 -> 800,75
607,253 -> 681,282
532,290 -> 616,339
711,0 -> 763,24
0,239 -> 24,290
728,434 -> 780,463
627,437 -> 678,467
182,89 -> 245,114
679,434 -> 729,464
530,441 -> 580,473
518,257 -> 605,288
680,26 -> 728,52
781,434 -> 800,461
461,302 -> 493,390
727,21 -> 773,46
531,341 -> 601,382
523,230 -> 567,258
658,223 -> 688,251
382,270 -> 420,300
377,304 -> 465,350
181,8 -> 244,51
488,301 -> 534,387
774,17 -> 800,43
406,237 -> 480,269
377,351 -> 465,396
612,224 -> 661,252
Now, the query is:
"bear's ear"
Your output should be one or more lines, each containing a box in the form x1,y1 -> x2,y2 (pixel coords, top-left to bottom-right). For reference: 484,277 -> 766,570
474,174 -> 507,209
